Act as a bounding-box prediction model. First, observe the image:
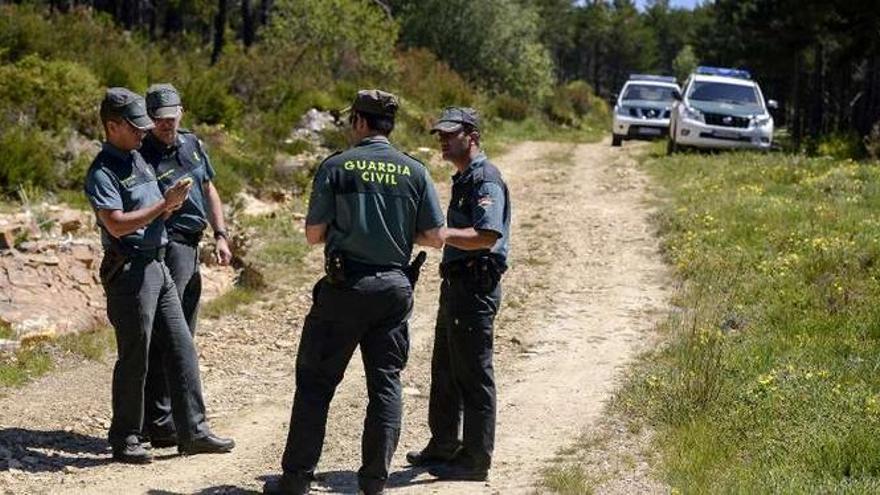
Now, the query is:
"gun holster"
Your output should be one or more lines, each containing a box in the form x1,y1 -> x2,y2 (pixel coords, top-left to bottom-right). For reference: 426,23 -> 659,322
405,251 -> 427,286
324,251 -> 346,285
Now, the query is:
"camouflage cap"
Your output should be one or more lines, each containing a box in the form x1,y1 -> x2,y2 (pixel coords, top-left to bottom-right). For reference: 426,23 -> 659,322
100,87 -> 154,130
145,83 -> 182,119
430,107 -> 480,134
349,89 -> 399,117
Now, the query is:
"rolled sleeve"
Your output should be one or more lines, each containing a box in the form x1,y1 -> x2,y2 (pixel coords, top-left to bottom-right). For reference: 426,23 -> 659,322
305,164 -> 334,225
84,167 -> 122,211
417,179 -> 445,232
471,182 -> 505,237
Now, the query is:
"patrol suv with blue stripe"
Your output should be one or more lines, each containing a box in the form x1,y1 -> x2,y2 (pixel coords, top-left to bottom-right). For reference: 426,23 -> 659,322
668,66 -> 778,153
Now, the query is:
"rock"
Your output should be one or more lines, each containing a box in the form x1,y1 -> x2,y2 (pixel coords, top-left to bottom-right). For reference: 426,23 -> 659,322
60,219 -> 83,235
63,465 -> 77,474
403,387 -> 421,397
0,340 -> 20,353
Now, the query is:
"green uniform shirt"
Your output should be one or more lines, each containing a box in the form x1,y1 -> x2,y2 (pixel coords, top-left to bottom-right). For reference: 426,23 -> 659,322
306,136 -> 444,267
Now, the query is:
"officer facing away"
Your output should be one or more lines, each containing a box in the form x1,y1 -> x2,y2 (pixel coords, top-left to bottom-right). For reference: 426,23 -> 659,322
264,89 -> 445,495
84,88 -> 234,463
407,107 -> 511,482
139,83 -> 232,448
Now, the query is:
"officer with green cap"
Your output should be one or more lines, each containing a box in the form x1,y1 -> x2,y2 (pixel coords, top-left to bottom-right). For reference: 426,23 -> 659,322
84,87 -> 235,463
407,106 -> 511,482
138,83 -> 232,448
264,89 -> 445,495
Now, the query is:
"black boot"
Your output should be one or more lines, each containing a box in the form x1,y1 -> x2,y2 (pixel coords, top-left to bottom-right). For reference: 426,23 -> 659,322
178,434 -> 235,455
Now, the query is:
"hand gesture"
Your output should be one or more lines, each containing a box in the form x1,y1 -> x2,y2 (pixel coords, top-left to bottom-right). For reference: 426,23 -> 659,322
214,236 -> 233,266
165,177 -> 192,212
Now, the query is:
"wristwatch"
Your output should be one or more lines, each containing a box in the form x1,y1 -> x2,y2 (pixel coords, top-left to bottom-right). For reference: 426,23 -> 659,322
213,230 -> 228,241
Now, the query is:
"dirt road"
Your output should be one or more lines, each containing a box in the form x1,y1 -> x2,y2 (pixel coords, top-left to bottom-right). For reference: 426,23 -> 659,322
0,140 -> 670,494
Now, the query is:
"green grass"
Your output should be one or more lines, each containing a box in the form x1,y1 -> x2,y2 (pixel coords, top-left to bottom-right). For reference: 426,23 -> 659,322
540,464 -> 597,495
201,286 -> 259,319
484,115 -> 607,156
612,148 -> 880,492
0,325 -> 114,389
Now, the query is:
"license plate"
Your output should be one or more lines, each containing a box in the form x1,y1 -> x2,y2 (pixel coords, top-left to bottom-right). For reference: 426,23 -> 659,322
639,127 -> 662,136
713,130 -> 739,139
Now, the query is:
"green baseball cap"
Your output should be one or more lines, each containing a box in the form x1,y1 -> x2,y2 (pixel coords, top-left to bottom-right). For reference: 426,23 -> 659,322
430,107 -> 480,134
100,87 -> 154,130
348,89 -> 399,117
145,83 -> 182,119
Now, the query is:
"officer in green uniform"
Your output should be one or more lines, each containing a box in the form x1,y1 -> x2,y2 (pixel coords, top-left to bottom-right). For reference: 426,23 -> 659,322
84,88 -> 235,463
264,90 -> 445,495
139,83 -> 232,447
407,107 -> 511,482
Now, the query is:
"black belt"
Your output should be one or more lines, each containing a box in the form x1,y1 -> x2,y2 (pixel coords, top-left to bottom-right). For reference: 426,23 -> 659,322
439,255 -> 507,279
345,258 -> 400,275
168,229 -> 203,246
131,246 -> 166,261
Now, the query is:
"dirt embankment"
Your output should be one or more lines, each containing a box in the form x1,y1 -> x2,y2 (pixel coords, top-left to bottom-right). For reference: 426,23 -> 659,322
0,140 -> 670,494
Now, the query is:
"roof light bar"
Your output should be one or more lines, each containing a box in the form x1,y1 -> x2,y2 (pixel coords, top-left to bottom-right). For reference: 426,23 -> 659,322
629,74 -> 678,83
695,66 -> 752,79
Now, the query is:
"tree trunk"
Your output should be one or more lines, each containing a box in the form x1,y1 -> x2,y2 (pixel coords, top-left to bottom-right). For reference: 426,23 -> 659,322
211,0 -> 227,65
241,0 -> 254,48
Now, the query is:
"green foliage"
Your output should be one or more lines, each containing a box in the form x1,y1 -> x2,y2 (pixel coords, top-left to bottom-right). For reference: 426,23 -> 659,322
394,48 -> 475,110
265,0 -> 399,78
672,44 -> 697,83
181,68 -> 243,127
0,345 -> 53,388
617,150 -> 880,492
491,94 -> 530,122
544,80 -> 609,127
201,287 -> 258,319
814,132 -> 866,160
0,55 -> 102,135
400,0 -> 555,101
0,126 -> 57,195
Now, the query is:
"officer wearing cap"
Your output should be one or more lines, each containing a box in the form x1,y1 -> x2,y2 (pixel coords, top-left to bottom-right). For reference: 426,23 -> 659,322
407,107 -> 511,482
84,87 -> 235,463
264,89 -> 445,495
138,83 -> 232,448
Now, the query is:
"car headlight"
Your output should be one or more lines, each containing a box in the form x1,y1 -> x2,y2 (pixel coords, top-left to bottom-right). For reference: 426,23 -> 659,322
753,115 -> 773,127
682,105 -> 704,123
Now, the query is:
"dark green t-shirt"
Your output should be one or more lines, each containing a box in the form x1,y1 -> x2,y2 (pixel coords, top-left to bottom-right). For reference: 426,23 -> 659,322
306,136 -> 444,267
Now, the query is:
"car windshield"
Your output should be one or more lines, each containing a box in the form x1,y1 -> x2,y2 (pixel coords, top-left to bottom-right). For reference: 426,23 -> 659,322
622,84 -> 676,102
689,81 -> 759,106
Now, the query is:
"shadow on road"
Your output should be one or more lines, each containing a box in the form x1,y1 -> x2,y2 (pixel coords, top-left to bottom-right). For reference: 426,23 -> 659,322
0,427 -> 111,472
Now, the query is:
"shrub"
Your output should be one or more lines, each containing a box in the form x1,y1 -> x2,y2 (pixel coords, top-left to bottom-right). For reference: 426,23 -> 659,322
0,55 -> 102,136
865,121 -> 880,160
0,125 -> 58,194
815,132 -> 865,160
491,94 -> 530,122
395,48 -> 475,110
182,68 -> 243,127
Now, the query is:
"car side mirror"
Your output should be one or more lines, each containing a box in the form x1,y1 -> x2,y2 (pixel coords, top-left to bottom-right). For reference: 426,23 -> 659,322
672,89 -> 682,101
767,99 -> 778,110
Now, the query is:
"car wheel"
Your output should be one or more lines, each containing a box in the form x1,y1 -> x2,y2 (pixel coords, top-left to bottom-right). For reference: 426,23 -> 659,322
612,134 -> 622,147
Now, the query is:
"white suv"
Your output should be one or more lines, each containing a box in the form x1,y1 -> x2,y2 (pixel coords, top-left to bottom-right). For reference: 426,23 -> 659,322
668,66 -> 777,153
612,75 -> 680,147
